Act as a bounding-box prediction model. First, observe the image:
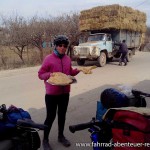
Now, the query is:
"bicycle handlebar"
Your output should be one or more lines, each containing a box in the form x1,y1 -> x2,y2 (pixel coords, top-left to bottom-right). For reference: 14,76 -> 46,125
17,119 -> 47,130
69,118 -> 100,133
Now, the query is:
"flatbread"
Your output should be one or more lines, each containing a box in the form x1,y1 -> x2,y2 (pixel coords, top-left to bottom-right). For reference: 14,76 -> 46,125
78,65 -> 97,74
47,72 -> 73,85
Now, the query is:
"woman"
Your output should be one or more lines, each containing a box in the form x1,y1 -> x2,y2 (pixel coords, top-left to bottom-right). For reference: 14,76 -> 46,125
38,35 -> 80,150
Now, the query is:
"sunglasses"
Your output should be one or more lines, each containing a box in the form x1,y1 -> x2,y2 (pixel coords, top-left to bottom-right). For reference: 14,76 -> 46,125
58,44 -> 68,48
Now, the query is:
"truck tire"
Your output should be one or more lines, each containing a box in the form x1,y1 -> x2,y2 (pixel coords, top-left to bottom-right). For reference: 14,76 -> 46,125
77,59 -> 85,66
127,50 -> 133,62
98,52 -> 106,67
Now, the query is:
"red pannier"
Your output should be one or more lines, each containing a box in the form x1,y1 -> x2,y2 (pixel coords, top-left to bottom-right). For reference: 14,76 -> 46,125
111,109 -> 150,150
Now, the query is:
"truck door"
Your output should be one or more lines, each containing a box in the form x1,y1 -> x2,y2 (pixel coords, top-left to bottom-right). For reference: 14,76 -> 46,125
105,34 -> 112,52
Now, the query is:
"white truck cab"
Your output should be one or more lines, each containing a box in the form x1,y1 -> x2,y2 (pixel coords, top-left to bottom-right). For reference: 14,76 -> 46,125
73,33 -> 113,66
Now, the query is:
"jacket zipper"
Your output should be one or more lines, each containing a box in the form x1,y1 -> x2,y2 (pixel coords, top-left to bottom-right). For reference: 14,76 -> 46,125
61,59 -> 63,73
60,58 -> 64,94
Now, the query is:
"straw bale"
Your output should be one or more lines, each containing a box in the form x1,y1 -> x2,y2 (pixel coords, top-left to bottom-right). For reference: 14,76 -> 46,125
79,4 -> 146,33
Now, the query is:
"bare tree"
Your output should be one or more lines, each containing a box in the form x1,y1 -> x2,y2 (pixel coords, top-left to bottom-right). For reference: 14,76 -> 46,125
0,27 -> 8,67
63,13 -> 80,57
0,12 -> 86,69
2,16 -> 29,64
0,47 -> 8,67
28,17 -> 47,62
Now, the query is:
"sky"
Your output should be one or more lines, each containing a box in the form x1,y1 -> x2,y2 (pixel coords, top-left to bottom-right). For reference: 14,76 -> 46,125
0,0 -> 150,26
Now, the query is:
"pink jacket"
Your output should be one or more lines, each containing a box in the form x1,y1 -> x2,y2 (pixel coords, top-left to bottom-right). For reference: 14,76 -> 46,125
38,52 -> 80,95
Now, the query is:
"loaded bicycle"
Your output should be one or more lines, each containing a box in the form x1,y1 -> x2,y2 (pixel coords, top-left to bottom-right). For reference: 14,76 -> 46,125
69,89 -> 150,150
0,104 -> 46,150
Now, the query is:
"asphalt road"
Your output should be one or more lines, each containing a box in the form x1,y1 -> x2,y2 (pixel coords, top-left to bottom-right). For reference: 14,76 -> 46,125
0,51 -> 150,150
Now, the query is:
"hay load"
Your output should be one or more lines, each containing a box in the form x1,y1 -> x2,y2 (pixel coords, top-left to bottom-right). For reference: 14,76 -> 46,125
79,4 -> 147,33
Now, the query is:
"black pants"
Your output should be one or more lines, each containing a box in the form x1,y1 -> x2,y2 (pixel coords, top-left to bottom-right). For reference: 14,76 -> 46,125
44,93 -> 69,140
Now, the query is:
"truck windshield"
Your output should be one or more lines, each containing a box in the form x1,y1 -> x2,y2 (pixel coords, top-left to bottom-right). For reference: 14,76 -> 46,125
88,34 -> 105,42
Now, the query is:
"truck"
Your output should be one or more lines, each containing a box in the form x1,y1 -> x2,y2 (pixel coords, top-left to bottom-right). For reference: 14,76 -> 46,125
73,4 -> 146,66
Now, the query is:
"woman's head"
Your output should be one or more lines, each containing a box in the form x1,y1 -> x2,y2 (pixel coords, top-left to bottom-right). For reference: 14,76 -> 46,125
54,35 -> 69,54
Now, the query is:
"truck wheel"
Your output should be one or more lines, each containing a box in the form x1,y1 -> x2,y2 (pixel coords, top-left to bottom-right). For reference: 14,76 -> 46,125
127,50 -> 133,62
77,59 -> 85,66
98,52 -> 106,67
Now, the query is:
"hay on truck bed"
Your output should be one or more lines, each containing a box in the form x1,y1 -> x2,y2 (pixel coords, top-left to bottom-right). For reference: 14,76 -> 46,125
79,4 -> 147,33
